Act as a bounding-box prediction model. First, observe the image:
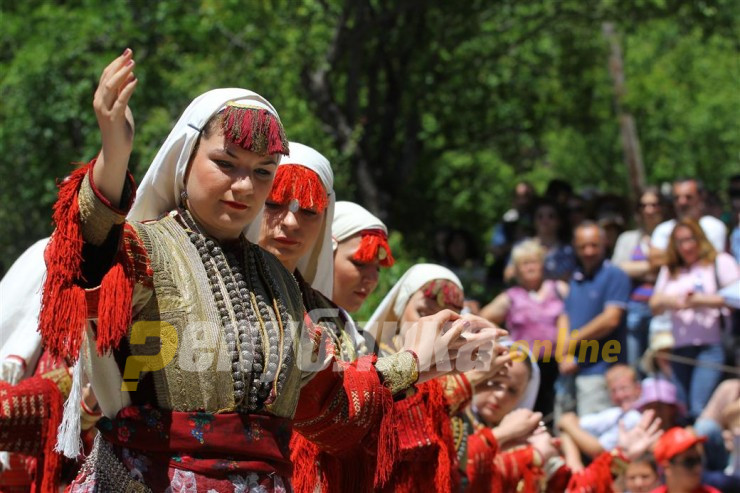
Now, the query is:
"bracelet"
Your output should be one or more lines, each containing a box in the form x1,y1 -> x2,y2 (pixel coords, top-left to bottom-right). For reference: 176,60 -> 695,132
405,349 -> 420,383
80,398 -> 101,416
375,350 -> 419,395
6,355 -> 27,372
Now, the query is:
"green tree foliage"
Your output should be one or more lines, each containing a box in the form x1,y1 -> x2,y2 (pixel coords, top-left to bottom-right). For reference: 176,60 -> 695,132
1,0 -> 737,281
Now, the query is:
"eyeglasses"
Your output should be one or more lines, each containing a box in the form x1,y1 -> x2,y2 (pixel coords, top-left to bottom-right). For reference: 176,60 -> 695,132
670,455 -> 702,469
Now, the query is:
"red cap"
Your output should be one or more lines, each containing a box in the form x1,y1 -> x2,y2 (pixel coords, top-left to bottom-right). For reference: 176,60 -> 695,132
653,427 -> 706,464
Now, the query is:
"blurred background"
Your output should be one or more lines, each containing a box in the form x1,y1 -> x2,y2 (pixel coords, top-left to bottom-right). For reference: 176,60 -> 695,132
1,0 -> 738,317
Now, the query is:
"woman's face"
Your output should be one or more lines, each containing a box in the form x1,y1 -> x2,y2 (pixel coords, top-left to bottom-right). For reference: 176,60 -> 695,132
639,191 -> 663,229
472,359 -> 530,426
185,130 -> 277,241
332,235 -> 380,312
535,205 -> 560,237
624,461 -> 660,493
258,197 -> 326,272
398,288 -> 449,339
673,225 -> 700,265
515,255 -> 544,288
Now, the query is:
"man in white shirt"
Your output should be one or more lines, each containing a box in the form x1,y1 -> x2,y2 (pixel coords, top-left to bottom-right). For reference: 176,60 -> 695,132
651,178 -> 726,265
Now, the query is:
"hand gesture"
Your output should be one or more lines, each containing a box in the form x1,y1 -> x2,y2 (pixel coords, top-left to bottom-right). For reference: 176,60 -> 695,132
92,49 -> 138,204
494,408 -> 543,446
463,341 -> 512,388
403,311 -> 506,383
528,430 -> 561,463
617,408 -> 663,460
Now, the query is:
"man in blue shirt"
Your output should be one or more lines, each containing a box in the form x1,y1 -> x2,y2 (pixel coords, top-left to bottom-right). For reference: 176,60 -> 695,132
559,221 -> 631,416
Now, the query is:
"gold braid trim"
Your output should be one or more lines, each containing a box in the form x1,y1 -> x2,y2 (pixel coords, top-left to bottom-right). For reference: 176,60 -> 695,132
374,350 -> 419,395
78,173 -> 127,246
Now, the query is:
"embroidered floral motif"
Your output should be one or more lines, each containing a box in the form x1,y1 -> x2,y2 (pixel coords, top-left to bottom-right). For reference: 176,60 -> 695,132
243,420 -> 264,442
188,412 -> 215,444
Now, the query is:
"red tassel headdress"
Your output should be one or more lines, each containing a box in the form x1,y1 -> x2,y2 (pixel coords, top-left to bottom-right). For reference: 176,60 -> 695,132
421,279 -> 464,311
267,164 -> 329,213
352,229 -> 395,267
221,103 -> 289,156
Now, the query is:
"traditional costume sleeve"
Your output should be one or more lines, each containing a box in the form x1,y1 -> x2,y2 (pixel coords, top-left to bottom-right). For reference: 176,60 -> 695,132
491,445 -> 545,493
291,354 -> 398,493
40,159 -> 153,362
463,427 -> 499,493
565,449 -> 629,493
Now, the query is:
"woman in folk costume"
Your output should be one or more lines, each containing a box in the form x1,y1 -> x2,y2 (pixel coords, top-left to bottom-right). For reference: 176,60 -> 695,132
365,264 -> 511,493
463,341 -> 665,493
256,147 -> 501,492
330,201 -> 394,315
39,51 -> 496,492
0,238 -> 102,492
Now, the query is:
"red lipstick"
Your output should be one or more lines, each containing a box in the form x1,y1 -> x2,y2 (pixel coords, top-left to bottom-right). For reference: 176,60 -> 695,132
222,200 -> 248,210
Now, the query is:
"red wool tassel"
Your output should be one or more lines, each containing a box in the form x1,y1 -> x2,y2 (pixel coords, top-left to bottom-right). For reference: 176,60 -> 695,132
221,105 -> 289,156
40,380 -> 63,493
39,164 -> 93,360
353,230 -> 395,267
374,382 -> 397,487
289,432 -> 323,493
269,165 -> 329,213
96,260 -> 133,354
566,451 -> 616,493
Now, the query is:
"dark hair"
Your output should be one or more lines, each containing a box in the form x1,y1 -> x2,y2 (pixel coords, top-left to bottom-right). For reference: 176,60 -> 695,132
631,452 -> 658,472
672,177 -> 705,196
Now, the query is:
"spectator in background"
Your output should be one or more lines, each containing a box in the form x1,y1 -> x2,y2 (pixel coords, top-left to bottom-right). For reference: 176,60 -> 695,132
480,239 -> 567,419
558,364 -> 643,465
650,178 -> 727,267
442,228 -> 488,303
504,198 -> 577,282
613,187 -> 666,368
728,174 -> 740,263
649,218 -> 739,420
652,427 -> 721,493
566,195 -> 589,239
693,379 -> 740,476
624,453 -> 661,493
489,181 -> 535,260
545,178 -> 574,208
557,222 -> 631,416
640,330 -> 675,381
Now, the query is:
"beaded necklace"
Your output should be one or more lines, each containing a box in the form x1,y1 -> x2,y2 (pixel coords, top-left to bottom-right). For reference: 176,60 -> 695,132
179,209 -> 293,411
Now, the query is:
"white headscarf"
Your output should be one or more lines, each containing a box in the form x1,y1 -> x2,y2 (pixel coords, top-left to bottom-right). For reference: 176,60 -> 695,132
331,201 -> 388,248
128,88 -> 283,225
500,338 -> 541,411
0,238 -> 48,384
247,142 -> 335,298
365,263 -> 463,354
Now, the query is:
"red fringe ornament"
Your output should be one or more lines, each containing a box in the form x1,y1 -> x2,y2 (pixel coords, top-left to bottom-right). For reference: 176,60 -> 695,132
383,379 -> 458,493
566,450 -> 621,493
291,355 -> 398,493
268,165 -> 329,213
40,160 -> 137,361
96,261 -> 133,355
221,104 -> 289,156
353,229 -> 395,267
39,163 -> 92,361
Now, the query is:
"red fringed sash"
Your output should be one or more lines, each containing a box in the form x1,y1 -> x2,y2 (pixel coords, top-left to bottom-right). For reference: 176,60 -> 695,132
381,379 -> 458,493
0,376 -> 64,493
492,446 -> 544,493
292,355 -> 397,493
39,161 -> 137,360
